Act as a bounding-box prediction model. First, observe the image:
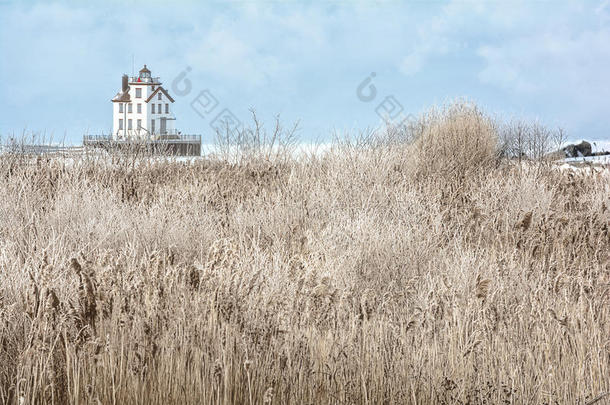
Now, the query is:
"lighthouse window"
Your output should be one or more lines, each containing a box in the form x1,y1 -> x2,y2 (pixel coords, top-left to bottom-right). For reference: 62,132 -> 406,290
119,119 -> 124,130
137,104 -> 142,114
158,104 -> 162,114
158,93 -> 162,100
128,103 -> 132,113
152,104 -> 155,114
135,88 -> 142,98
165,104 -> 169,114
119,103 -> 123,113
128,119 -> 132,130
137,119 -> 142,129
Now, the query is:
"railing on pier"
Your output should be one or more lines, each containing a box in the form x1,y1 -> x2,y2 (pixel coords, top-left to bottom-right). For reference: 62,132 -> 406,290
83,133 -> 202,156
83,134 -> 201,144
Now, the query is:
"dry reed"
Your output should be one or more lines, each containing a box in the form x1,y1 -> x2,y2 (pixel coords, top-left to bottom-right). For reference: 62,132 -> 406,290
0,102 -> 608,404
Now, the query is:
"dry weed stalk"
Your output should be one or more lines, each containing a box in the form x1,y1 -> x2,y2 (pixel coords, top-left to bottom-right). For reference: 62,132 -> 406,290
0,102 -> 608,404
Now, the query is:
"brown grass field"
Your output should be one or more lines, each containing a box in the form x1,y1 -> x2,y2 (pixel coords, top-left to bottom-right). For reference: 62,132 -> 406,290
0,103 -> 609,404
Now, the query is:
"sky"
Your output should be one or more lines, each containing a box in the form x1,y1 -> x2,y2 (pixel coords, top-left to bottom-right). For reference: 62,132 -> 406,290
1,0 -> 609,144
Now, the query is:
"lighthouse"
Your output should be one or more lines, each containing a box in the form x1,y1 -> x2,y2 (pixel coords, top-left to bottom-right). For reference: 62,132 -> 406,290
111,65 -> 176,139
84,64 -> 200,155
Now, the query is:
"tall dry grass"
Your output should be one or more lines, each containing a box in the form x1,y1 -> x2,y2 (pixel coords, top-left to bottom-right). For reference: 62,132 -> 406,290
408,102 -> 498,180
0,102 -> 608,404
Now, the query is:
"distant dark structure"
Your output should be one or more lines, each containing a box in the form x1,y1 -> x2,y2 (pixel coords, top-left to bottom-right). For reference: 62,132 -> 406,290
562,141 -> 592,158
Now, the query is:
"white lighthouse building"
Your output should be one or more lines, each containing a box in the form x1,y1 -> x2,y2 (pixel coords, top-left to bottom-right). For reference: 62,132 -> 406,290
111,65 -> 176,139
85,64 -> 200,155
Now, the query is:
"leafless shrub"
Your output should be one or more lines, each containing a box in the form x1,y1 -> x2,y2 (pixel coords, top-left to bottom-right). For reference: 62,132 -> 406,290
499,119 -> 567,162
214,109 -> 299,165
407,101 -> 498,181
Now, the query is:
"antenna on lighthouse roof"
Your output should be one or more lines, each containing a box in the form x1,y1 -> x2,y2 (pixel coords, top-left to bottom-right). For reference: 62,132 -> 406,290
132,54 -> 135,78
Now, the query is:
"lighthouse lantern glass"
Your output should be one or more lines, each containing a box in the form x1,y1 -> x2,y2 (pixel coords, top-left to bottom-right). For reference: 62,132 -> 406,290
140,69 -> 152,82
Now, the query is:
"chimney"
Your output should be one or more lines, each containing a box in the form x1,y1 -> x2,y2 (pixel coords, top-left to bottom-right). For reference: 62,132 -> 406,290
122,74 -> 128,92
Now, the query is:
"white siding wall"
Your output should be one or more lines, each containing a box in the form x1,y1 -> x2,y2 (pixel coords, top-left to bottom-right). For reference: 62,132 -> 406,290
149,90 -> 174,136
112,102 -> 122,138
131,84 -> 151,139
112,81 -> 174,139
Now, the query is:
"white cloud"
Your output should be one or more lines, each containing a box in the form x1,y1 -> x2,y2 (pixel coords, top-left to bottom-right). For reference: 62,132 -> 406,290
186,27 -> 284,87
400,52 -> 425,76
477,22 -> 610,102
2,0 -> 610,140
390,0 -> 610,132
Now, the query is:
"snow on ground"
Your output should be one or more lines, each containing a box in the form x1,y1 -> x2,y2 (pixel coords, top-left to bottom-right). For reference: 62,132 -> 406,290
556,139 -> 610,168
587,140 -> 610,154
3,139 -> 610,172
563,155 -> 610,164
